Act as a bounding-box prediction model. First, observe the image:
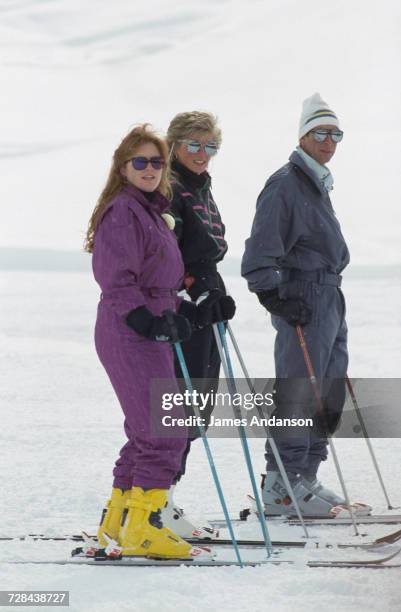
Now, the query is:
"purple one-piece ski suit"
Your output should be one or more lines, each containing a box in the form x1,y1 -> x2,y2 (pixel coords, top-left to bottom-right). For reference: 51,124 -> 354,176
92,183 -> 187,490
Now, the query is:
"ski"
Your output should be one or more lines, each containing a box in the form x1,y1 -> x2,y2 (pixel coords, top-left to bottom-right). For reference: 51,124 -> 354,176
6,557 -> 292,568
0,534 -> 86,542
208,513 -> 401,528
309,562 -> 401,569
337,527 -> 401,549
2,527 -> 401,550
307,547 -> 401,569
0,534 -> 304,548
279,514 -> 401,526
6,549 -> 400,570
292,515 -> 401,526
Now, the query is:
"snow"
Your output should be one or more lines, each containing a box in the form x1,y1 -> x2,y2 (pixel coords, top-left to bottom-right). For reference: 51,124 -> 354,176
1,270 -> 401,612
1,1 -> 401,610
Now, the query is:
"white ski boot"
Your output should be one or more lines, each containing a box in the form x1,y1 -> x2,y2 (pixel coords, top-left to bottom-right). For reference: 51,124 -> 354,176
262,472 -> 372,517
161,485 -> 220,541
301,476 -> 346,506
261,471 -> 336,516
300,457 -> 372,516
299,458 -> 346,506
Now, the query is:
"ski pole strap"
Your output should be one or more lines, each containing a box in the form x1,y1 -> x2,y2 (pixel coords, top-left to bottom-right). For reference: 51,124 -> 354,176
184,275 -> 195,290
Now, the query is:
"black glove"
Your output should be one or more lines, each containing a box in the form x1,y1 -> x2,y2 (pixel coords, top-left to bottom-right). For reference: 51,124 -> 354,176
184,261 -> 219,301
256,289 -> 311,327
208,294 -> 236,323
126,306 -> 192,342
179,291 -> 236,328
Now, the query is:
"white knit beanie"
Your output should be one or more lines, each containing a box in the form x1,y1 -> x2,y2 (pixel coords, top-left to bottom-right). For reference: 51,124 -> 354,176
298,93 -> 340,139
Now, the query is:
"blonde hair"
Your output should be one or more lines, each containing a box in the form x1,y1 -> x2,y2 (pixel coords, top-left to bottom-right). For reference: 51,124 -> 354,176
84,124 -> 171,253
166,111 -> 222,151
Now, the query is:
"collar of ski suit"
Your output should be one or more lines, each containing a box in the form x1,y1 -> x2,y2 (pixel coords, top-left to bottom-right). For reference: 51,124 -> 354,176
121,182 -> 170,214
171,159 -> 211,191
294,146 -> 334,193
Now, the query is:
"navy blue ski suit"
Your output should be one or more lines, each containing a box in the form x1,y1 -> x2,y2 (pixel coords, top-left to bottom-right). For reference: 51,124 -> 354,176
241,150 -> 350,475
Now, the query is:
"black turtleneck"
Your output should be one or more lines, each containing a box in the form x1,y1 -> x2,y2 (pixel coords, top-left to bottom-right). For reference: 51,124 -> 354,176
139,189 -> 156,202
171,159 -> 210,190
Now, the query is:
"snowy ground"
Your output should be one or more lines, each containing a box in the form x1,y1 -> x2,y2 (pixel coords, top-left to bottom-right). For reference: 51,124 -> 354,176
1,268 -> 400,612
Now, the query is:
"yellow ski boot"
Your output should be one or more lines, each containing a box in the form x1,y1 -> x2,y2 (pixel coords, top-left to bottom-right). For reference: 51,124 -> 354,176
97,488 -> 131,547
119,487 -> 212,560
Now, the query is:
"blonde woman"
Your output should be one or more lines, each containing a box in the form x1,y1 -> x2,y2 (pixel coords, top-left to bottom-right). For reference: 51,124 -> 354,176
162,112 -> 236,539
84,124 -> 210,560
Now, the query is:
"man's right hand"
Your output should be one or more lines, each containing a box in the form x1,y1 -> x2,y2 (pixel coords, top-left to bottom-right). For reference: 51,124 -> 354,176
256,289 -> 312,327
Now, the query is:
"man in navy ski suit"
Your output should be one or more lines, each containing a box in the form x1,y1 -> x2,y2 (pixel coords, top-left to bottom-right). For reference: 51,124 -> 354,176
241,93 -> 352,515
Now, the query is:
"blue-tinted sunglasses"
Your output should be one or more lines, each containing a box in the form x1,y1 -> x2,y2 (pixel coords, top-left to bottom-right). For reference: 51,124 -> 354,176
130,156 -> 165,170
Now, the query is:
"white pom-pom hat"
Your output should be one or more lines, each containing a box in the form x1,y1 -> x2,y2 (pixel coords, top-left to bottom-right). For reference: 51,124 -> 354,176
299,93 -> 340,139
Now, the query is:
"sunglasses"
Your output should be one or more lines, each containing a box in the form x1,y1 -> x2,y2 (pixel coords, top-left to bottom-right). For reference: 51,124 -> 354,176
130,156 -> 165,171
309,129 -> 344,143
178,140 -> 219,156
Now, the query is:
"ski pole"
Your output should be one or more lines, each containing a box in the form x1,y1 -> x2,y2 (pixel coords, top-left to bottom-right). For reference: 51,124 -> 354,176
174,342 -> 244,566
296,325 -> 360,536
167,319 -> 243,568
345,375 -> 397,509
213,322 -> 273,557
226,322 -> 309,539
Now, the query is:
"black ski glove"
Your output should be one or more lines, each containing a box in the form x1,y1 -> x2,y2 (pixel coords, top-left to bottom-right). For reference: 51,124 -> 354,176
180,291 -> 236,328
208,294 -> 236,323
256,289 -> 312,327
126,306 -> 192,342
184,260 -> 219,301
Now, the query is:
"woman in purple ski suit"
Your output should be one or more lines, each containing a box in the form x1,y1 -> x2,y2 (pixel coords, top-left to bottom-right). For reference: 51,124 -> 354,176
84,125 -> 211,560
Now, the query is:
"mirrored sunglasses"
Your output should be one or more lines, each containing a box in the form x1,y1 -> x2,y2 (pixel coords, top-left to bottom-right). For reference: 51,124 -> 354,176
310,129 -> 344,143
178,140 -> 219,156
130,156 -> 165,170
